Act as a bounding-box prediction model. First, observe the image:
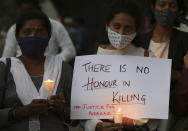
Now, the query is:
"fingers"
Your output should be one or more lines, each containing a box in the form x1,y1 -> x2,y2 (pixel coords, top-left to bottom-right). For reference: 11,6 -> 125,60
50,95 -> 65,100
48,95 -> 66,112
49,99 -> 65,105
122,117 -> 134,126
30,96 -> 66,116
144,50 -> 149,57
30,103 -> 49,110
108,119 -> 114,123
96,122 -> 123,131
32,99 -> 48,104
104,123 -> 122,128
28,100 -> 49,116
14,102 -> 49,120
29,103 -> 49,116
106,126 -> 123,131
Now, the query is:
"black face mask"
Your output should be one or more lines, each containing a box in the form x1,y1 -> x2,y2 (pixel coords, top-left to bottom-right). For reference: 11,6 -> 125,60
154,8 -> 178,27
18,37 -> 49,58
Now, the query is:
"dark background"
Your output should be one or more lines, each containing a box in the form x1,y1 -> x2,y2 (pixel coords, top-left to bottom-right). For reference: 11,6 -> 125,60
0,0 -> 149,42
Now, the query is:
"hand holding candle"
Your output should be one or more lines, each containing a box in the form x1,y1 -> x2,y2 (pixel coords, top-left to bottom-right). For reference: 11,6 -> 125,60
44,79 -> 55,97
114,108 -> 123,123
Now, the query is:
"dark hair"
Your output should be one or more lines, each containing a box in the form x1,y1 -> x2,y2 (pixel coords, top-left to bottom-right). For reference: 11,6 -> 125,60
151,0 -> 184,11
15,11 -> 51,38
18,0 -> 40,7
106,0 -> 142,30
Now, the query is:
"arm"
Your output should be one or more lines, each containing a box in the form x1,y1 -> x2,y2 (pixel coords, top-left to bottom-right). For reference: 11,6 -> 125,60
2,25 -> 17,57
53,20 -> 76,62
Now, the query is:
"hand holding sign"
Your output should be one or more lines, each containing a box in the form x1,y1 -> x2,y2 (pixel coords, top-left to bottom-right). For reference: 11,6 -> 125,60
96,122 -> 123,131
71,55 -> 171,119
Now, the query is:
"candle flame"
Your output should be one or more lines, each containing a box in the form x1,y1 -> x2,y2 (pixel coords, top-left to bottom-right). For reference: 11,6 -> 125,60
117,108 -> 121,113
45,79 -> 54,82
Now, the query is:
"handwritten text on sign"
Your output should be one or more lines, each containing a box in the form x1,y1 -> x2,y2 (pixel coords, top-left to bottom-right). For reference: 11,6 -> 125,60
71,55 -> 172,119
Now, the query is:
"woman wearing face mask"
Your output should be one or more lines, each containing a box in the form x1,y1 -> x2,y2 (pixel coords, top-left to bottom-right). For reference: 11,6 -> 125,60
136,0 -> 188,130
97,0 -> 149,56
81,0 -> 154,131
0,11 -> 73,131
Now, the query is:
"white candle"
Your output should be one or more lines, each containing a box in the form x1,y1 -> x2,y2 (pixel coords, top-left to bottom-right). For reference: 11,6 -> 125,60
114,108 -> 123,123
44,79 -> 55,97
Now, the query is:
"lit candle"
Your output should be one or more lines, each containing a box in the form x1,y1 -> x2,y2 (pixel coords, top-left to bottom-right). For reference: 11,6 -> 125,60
114,108 -> 123,123
44,79 -> 55,97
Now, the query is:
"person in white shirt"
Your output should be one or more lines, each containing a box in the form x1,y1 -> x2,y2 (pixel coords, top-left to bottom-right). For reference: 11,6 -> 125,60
2,0 -> 76,62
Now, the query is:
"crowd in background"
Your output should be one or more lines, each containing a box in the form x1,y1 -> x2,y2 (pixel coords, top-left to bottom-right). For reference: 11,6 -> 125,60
0,0 -> 188,131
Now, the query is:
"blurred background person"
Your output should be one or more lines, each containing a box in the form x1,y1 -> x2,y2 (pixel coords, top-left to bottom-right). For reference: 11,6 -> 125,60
62,17 -> 93,56
63,17 -> 76,41
0,0 -> 18,57
2,0 -> 76,62
73,17 -> 93,56
137,0 -> 188,130
62,17 -> 77,50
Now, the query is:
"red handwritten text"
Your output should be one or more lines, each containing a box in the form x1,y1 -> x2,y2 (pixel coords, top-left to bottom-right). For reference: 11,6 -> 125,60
89,111 -> 112,116
82,77 -> 118,91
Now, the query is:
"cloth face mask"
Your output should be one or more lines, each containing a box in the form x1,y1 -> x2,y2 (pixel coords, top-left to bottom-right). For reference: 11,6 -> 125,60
18,37 -> 49,58
154,8 -> 178,27
108,27 -> 136,49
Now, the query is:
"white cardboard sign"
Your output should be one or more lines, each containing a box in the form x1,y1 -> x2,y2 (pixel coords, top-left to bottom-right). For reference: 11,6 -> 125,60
71,55 -> 172,119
